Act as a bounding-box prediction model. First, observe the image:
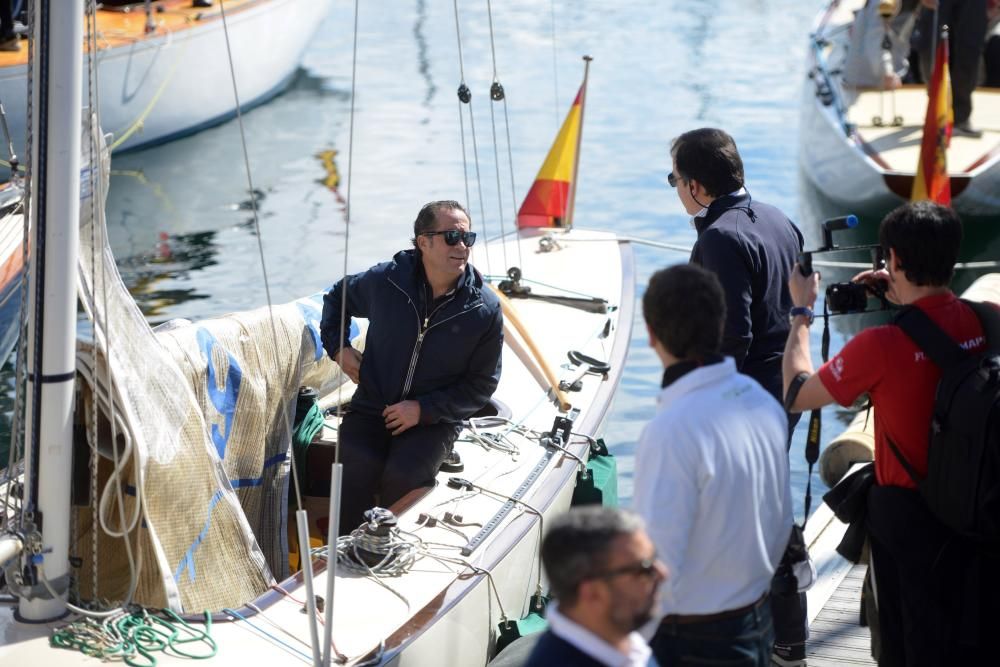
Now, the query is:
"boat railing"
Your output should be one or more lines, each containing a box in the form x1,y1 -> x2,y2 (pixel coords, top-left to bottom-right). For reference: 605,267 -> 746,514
808,31 -> 854,139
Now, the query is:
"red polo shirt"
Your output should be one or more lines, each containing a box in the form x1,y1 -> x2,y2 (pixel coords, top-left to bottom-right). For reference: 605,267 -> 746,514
817,292 -> 988,488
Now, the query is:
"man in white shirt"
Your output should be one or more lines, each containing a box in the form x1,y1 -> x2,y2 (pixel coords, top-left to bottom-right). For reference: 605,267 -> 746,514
523,506 -> 667,667
633,264 -> 793,667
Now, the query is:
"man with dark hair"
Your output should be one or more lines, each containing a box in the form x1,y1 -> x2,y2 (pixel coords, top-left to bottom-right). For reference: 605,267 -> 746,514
523,506 -> 667,667
634,264 -> 792,667
784,201 -> 998,664
669,128 -> 806,666
321,200 -> 503,532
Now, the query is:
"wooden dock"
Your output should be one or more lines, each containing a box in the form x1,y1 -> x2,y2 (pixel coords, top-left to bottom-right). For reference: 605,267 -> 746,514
807,563 -> 876,666
804,494 -> 876,666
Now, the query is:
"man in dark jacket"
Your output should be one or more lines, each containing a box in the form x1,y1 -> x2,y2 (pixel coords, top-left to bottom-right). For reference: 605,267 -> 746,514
523,506 -> 666,667
669,128 -> 806,667
320,200 -> 503,533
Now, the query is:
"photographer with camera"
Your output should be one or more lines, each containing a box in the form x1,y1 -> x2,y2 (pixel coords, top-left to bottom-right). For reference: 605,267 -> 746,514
783,200 -> 999,665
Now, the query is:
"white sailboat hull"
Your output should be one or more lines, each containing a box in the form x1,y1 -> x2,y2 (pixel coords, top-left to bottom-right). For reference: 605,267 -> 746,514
0,0 -> 332,155
799,0 -> 1000,216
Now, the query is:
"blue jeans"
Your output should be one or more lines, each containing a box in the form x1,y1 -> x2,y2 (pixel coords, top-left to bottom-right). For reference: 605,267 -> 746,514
650,596 -> 775,666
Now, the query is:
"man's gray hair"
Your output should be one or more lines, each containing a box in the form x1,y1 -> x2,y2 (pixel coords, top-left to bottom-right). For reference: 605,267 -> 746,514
541,506 -> 645,607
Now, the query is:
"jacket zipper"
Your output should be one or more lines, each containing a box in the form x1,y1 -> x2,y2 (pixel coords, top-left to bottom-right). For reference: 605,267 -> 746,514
389,276 -> 483,400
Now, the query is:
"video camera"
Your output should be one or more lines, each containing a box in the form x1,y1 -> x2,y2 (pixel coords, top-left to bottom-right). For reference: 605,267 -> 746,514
799,215 -> 890,315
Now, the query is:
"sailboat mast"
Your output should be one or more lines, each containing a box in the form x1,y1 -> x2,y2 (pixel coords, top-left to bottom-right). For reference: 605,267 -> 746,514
564,55 -> 590,229
19,0 -> 83,622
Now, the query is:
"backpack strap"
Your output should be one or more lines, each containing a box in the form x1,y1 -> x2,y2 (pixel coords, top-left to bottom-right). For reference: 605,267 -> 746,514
892,305 -> 969,370
885,436 -> 923,486
962,299 -> 1000,351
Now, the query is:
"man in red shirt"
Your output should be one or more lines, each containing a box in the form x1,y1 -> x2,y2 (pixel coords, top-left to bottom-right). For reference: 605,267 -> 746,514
782,201 -> 996,665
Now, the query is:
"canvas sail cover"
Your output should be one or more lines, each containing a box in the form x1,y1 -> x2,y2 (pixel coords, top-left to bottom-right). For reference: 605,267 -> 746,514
74,117 -> 351,612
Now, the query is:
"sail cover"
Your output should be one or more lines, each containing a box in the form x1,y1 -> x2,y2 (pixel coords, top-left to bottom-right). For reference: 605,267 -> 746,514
75,117 -> 350,612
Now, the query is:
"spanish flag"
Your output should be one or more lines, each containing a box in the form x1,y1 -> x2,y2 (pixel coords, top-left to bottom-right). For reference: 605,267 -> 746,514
517,63 -> 589,228
911,28 -> 952,204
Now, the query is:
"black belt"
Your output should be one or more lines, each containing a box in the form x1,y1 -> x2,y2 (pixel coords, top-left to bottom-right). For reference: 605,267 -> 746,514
660,592 -> 769,626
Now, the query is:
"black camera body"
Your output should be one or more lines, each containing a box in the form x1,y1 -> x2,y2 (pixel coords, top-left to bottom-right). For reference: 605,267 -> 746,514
800,215 -> 888,315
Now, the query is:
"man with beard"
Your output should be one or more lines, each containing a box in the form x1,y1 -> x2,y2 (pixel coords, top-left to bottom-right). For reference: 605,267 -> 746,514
523,507 -> 667,667
634,264 -> 793,667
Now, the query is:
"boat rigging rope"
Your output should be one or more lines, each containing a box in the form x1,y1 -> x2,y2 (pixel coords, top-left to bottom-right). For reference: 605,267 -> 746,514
451,0 -> 492,277
217,0 -> 304,511
484,0 -> 523,272
549,0 -> 559,132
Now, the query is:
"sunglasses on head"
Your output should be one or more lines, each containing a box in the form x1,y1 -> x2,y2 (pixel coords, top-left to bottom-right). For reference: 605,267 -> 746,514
422,230 -> 477,247
589,557 -> 661,580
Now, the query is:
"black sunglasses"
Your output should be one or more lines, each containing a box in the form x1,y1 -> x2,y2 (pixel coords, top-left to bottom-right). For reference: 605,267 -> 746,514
589,557 -> 661,580
667,171 -> 680,188
422,230 -> 477,247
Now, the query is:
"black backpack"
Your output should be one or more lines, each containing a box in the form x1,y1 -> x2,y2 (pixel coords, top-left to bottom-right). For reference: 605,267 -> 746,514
888,300 -> 1000,544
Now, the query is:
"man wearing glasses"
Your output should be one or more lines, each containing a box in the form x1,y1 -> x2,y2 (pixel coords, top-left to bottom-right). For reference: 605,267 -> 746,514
633,265 -> 793,667
669,128 -> 806,666
321,200 -> 503,533
522,506 -> 667,667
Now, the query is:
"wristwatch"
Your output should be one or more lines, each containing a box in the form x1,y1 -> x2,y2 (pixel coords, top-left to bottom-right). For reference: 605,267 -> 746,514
789,306 -> 814,325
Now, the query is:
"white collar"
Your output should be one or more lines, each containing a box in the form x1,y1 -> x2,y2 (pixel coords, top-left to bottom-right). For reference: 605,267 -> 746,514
547,603 -> 653,667
656,357 -> 737,409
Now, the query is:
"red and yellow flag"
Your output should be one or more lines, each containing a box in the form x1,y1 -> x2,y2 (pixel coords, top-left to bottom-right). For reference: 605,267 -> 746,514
517,85 -> 585,228
911,31 -> 953,204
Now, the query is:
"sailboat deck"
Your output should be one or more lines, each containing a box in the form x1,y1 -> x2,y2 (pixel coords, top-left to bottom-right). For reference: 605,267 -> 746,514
846,86 -> 1000,174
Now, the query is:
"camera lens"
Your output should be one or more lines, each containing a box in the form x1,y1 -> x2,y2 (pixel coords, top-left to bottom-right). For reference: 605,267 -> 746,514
826,282 -> 869,314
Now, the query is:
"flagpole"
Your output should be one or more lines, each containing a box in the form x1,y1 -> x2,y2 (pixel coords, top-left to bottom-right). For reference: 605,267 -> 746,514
929,7 -> 939,78
565,55 -> 591,229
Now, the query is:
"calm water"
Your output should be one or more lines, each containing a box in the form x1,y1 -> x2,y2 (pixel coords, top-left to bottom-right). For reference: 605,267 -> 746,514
3,0 -> 999,518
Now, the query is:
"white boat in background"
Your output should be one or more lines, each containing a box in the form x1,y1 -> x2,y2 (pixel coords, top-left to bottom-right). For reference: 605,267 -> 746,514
0,4 -> 633,664
0,0 -> 332,157
800,0 -> 1000,215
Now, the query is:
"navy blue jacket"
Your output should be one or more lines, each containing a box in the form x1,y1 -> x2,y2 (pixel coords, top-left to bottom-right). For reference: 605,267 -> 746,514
690,193 -> 803,403
522,631 -> 614,667
320,249 -> 503,424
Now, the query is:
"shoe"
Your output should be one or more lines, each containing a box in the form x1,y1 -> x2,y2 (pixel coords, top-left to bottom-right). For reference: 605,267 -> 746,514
0,36 -> 19,52
953,121 -> 983,139
772,641 -> 806,666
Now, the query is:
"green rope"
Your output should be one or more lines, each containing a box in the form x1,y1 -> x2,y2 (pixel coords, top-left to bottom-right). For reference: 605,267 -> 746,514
50,609 -> 217,665
292,402 -> 325,494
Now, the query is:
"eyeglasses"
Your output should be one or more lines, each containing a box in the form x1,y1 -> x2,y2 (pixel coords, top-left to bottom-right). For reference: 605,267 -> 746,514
589,557 -> 661,580
422,230 -> 478,247
667,171 -> 680,188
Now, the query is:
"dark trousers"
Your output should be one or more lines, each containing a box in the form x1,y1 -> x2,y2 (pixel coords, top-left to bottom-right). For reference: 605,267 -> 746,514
651,597 -> 775,667
914,0 -> 988,124
336,411 -> 460,534
867,485 -> 999,666
773,409 -> 808,652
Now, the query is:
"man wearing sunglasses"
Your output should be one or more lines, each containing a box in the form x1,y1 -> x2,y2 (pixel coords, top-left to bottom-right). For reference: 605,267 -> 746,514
669,128 -> 806,666
320,200 -> 503,533
634,265 -> 792,667
522,507 -> 667,667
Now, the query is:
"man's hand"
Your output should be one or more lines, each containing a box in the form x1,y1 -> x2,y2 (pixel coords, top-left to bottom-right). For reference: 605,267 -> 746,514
789,264 -> 821,309
851,268 -> 897,304
383,400 -> 421,435
334,347 -> 362,384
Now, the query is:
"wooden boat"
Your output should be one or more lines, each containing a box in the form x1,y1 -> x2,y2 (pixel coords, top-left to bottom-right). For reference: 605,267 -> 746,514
800,0 -> 1000,215
0,5 -> 633,664
0,0 -> 332,157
